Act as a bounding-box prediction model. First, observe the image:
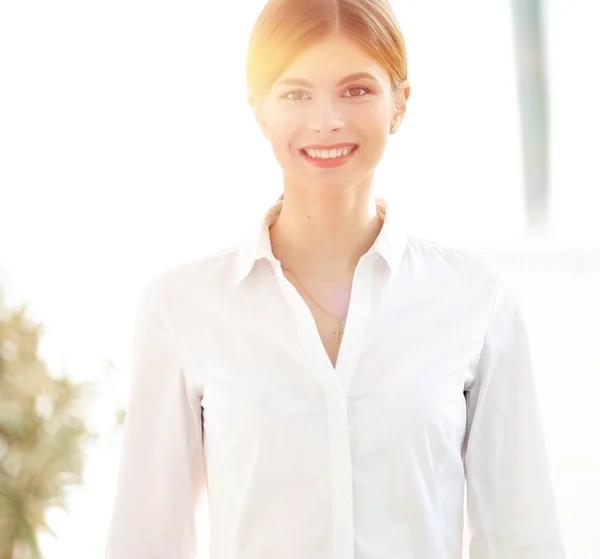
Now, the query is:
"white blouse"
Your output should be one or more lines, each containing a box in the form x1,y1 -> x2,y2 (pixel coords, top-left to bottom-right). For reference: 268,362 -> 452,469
105,198 -> 566,559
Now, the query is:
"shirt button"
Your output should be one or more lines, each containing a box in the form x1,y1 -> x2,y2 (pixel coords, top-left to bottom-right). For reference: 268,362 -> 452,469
334,393 -> 343,403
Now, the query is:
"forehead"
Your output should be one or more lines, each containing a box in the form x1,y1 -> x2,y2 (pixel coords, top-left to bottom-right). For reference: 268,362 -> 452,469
277,36 -> 390,85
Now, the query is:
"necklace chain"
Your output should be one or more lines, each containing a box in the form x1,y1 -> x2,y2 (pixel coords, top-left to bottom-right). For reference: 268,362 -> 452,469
281,265 -> 347,344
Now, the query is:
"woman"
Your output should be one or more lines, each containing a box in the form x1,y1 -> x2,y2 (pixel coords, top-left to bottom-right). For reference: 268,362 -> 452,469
106,0 -> 566,557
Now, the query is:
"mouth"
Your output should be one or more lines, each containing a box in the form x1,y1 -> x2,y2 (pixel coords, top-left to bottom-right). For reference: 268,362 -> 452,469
299,144 -> 359,168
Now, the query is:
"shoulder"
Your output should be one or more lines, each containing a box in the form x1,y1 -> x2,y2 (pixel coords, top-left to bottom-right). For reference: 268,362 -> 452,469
399,234 -> 508,327
401,235 -> 519,350
404,233 -> 500,285
147,242 -> 242,307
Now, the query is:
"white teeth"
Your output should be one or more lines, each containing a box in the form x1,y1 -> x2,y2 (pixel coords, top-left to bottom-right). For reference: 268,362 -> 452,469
305,146 -> 354,159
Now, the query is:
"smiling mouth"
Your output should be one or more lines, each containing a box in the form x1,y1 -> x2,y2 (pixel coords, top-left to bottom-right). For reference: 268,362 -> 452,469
300,145 -> 358,160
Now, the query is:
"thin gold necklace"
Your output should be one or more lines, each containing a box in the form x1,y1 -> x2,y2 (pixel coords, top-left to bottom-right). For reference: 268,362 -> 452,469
281,265 -> 348,344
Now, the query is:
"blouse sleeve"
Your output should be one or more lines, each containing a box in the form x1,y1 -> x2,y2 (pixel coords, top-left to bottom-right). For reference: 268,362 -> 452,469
463,269 -> 567,558
105,275 -> 206,558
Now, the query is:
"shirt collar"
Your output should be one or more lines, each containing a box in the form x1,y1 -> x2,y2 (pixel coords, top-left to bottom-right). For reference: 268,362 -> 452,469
233,197 -> 407,285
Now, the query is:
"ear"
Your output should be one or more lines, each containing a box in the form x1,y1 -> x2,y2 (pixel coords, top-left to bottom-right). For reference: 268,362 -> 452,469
390,83 -> 411,132
248,93 -> 270,141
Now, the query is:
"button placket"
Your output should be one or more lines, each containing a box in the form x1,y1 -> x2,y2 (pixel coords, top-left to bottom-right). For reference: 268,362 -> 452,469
334,258 -> 376,392
327,380 -> 354,559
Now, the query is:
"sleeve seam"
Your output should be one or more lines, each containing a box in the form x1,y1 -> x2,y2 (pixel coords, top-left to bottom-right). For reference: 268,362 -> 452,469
484,264 -> 501,338
153,273 -> 204,449
153,275 -> 198,402
465,264 -> 501,392
153,274 -> 184,364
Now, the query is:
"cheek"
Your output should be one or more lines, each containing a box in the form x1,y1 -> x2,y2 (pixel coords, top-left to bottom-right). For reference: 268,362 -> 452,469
341,100 -> 389,138
268,128 -> 297,167
265,109 -> 298,149
363,103 -> 392,133
356,107 -> 389,153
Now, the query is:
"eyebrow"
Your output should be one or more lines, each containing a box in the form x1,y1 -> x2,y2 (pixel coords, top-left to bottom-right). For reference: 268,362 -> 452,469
274,72 -> 380,88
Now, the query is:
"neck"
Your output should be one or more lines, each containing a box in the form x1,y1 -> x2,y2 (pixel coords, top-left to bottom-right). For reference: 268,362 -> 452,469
269,188 -> 384,279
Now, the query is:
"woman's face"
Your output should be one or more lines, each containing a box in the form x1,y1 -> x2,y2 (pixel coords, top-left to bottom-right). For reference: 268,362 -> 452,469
255,35 -> 409,197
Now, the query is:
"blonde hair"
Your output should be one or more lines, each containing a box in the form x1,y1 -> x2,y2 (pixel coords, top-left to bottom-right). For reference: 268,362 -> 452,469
246,0 -> 409,108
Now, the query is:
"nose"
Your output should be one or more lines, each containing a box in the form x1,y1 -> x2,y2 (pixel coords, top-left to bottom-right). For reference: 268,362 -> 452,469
307,96 -> 344,134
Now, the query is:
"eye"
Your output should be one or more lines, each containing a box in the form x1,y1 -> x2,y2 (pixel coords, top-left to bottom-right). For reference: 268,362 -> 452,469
284,90 -> 310,101
343,86 -> 370,98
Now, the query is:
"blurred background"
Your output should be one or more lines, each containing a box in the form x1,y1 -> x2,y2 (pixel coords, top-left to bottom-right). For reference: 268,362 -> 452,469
1,0 -> 599,557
